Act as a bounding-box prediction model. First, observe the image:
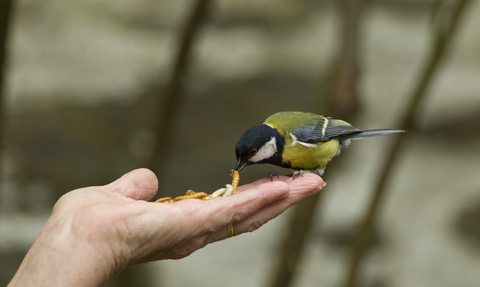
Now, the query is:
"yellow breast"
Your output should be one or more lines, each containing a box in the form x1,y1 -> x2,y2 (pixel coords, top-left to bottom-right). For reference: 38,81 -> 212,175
282,134 -> 341,170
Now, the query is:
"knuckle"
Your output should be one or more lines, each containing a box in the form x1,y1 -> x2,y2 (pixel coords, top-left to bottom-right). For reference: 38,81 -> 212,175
247,221 -> 263,233
231,212 -> 246,223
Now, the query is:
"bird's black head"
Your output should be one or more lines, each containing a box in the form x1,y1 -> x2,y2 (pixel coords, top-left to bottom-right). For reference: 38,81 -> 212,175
234,124 -> 284,172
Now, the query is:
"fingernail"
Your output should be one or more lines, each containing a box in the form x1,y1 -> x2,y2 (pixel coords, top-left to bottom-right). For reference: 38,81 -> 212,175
319,182 -> 327,190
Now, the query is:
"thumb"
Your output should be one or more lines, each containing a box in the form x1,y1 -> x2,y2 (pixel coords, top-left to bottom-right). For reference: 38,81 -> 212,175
105,168 -> 158,201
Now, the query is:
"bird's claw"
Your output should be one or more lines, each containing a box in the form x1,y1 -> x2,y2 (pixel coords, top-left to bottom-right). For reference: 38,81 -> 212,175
267,171 -> 280,181
292,169 -> 324,179
292,170 -> 306,179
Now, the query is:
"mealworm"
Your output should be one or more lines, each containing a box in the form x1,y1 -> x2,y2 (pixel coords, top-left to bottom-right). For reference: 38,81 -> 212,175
173,192 -> 209,201
156,197 -> 172,203
230,170 -> 240,194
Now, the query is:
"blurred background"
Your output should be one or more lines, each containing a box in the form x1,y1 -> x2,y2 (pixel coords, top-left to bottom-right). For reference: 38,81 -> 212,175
1,0 -> 480,286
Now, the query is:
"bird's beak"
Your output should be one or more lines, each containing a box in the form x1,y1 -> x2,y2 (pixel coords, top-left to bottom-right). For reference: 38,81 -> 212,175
234,158 -> 249,172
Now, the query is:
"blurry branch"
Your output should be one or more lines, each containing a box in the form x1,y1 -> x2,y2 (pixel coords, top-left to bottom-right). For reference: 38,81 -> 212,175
145,0 -> 211,180
329,0 -> 364,117
267,191 -> 323,287
0,0 -> 13,152
343,1 -> 470,287
267,1 -> 364,287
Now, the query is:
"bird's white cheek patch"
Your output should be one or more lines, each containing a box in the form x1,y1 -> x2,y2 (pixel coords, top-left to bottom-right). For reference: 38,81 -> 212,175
250,137 -> 277,162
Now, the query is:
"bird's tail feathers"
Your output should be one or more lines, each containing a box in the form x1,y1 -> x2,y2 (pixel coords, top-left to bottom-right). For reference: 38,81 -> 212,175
340,129 -> 405,147
346,129 -> 406,140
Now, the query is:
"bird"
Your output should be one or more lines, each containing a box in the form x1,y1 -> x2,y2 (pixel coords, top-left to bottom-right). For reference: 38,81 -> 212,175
234,111 -> 405,177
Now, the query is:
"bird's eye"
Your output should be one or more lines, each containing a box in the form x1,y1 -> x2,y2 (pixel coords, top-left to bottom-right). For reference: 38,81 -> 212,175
248,148 -> 257,156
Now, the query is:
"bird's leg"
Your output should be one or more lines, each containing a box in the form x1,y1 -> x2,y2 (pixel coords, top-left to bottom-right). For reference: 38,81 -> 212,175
315,168 -> 325,176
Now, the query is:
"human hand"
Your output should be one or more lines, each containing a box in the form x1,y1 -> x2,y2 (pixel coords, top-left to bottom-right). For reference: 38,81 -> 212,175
8,168 -> 324,287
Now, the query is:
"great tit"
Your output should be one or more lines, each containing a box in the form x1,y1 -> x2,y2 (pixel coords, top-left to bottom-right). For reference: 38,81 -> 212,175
234,111 -> 405,177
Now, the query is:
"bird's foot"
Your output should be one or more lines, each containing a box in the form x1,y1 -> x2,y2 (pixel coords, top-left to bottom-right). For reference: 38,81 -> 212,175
292,169 -> 324,179
292,170 -> 308,179
267,171 -> 280,181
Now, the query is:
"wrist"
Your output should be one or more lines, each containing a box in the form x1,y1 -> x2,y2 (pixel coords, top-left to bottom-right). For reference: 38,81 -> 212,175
9,213 -> 113,287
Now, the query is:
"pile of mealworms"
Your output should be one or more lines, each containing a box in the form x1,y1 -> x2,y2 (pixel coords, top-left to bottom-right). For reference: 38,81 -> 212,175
156,170 -> 240,203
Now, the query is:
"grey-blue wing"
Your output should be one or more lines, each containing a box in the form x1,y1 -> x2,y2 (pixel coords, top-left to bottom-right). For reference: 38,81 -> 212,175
293,118 -> 361,143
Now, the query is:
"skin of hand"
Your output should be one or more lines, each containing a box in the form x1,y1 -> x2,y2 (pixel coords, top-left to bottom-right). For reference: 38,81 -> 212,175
8,168 -> 324,287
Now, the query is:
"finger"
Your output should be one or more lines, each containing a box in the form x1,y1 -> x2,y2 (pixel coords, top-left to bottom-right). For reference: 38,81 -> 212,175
234,174 -> 323,233
208,173 -> 323,241
105,168 -> 159,201
181,181 -> 292,237
284,173 -> 324,197
237,175 -> 291,191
